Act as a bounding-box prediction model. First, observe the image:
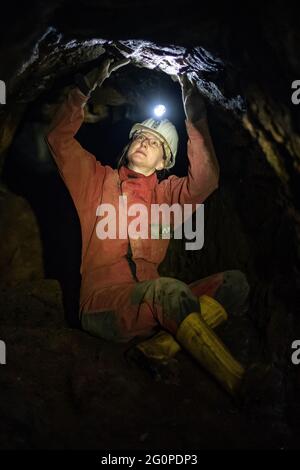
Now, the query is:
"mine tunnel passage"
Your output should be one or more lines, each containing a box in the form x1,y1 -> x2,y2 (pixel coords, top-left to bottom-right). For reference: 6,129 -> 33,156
3,45 -> 206,326
3,53 -> 191,277
1,2 -> 300,448
2,39 -> 299,332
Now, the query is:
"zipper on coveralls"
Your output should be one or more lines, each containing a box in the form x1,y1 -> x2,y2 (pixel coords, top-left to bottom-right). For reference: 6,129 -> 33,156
118,178 -> 139,282
126,242 -> 139,282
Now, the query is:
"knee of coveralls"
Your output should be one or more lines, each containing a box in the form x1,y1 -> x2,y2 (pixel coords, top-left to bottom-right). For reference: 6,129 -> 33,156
81,309 -> 124,342
213,270 -> 250,317
134,277 -> 200,336
80,282 -> 163,344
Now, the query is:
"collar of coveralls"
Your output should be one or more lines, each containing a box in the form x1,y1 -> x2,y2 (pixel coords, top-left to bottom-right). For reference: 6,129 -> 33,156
118,165 -> 158,191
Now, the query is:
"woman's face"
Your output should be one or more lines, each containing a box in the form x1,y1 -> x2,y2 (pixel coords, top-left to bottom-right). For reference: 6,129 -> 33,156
127,131 -> 165,175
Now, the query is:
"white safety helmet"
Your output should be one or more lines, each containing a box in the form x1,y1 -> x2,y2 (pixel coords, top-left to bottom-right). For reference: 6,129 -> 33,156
129,118 -> 178,169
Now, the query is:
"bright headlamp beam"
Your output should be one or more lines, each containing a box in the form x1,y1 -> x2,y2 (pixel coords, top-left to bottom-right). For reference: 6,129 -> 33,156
153,104 -> 166,118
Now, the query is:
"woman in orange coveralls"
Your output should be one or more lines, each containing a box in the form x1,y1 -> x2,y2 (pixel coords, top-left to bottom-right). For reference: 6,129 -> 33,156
46,55 -> 251,397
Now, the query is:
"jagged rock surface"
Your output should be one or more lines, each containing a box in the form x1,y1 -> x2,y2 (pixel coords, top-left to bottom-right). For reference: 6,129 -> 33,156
0,0 -> 299,449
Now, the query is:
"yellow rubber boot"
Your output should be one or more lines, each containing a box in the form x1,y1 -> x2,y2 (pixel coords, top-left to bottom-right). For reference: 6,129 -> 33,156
131,295 -> 228,363
132,329 -> 181,362
176,313 -> 245,396
200,295 -> 228,328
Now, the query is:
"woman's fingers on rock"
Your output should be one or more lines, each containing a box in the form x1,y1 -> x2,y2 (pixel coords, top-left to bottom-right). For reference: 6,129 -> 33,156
111,57 -> 131,71
119,57 -> 131,66
178,74 -> 192,90
102,57 -> 113,67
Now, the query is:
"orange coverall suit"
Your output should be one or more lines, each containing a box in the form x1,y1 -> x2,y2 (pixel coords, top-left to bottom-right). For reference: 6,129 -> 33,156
46,87 -> 250,343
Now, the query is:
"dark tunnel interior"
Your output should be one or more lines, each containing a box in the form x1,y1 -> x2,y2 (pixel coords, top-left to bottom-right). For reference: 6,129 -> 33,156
0,0 -> 300,452
2,66 -> 191,327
